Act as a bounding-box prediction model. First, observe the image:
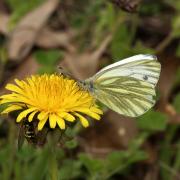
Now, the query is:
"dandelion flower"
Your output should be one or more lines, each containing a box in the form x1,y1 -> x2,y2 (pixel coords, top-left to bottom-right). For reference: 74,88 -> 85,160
0,74 -> 103,130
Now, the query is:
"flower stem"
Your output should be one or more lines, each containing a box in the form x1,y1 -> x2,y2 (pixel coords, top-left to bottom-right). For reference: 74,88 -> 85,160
49,147 -> 58,180
48,131 -> 60,180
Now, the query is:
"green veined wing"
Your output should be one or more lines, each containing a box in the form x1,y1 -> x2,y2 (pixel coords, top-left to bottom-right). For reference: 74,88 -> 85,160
87,54 -> 161,117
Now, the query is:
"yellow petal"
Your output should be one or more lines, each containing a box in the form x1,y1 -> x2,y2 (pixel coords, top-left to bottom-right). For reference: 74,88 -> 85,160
0,94 -> 16,99
58,112 -> 75,122
75,108 -> 101,120
28,111 -> 38,122
0,95 -> 18,104
1,105 -> 22,114
56,116 -> 65,129
74,112 -> 89,127
0,95 -> 29,104
16,107 -> 37,122
49,114 -> 57,128
38,116 -> 48,131
90,107 -> 103,114
6,84 -> 23,94
0,99 -> 15,104
14,79 -> 24,87
26,78 -> 35,87
37,111 -> 48,120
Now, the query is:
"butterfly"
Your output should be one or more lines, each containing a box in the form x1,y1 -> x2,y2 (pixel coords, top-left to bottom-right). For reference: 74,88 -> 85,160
59,54 -> 161,117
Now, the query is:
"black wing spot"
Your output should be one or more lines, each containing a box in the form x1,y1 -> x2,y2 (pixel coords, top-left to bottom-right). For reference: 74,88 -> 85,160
143,75 -> 148,80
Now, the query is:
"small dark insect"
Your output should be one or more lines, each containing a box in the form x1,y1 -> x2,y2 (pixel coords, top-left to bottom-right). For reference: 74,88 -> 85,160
18,120 -> 37,150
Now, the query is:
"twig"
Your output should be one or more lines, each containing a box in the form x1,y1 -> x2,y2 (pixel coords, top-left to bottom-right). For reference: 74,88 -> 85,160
155,32 -> 174,53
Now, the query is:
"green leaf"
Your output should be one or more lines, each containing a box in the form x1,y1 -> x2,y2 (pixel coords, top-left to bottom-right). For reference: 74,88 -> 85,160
172,15 -> 180,37
37,66 -> 55,74
126,150 -> 148,163
108,150 -> 148,167
65,139 -> 78,149
128,132 -> 149,151
111,25 -> 155,61
93,3 -> 115,45
27,148 -> 49,180
173,68 -> 180,90
70,0 -> 103,28
103,150 -> 148,178
139,1 -> 162,15
78,153 -> 104,174
17,145 -> 35,162
171,142 -> 180,179
106,151 -> 127,172
7,0 -> 44,26
159,125 -> 179,180
137,110 -> 168,131
34,49 -> 63,66
59,160 -> 82,180
111,24 -> 132,60
173,93 -> 180,113
34,49 -> 62,74
65,127 -> 76,137
0,103 -> 9,113
132,41 -> 155,55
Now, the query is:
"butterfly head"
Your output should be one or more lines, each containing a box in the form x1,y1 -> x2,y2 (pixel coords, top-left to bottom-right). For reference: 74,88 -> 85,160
78,80 -> 94,93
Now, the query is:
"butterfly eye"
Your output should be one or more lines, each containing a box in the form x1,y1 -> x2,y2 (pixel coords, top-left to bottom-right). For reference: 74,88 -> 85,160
58,66 -> 63,70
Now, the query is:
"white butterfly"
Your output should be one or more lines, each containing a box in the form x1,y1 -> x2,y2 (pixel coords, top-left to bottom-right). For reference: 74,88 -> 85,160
61,54 -> 161,117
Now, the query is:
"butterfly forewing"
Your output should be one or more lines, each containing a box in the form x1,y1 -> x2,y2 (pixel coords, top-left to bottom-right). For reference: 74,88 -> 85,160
94,54 -> 160,86
89,54 -> 161,117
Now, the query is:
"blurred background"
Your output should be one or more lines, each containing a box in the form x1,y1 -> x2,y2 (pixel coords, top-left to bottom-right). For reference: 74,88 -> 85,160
0,0 -> 180,179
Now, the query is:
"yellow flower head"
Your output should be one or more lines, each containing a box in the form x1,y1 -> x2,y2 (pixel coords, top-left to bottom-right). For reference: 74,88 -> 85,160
0,74 -> 103,130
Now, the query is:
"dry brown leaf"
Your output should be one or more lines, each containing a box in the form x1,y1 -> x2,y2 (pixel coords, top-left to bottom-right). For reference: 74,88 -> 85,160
169,114 -> 180,124
80,111 -> 137,157
156,53 -> 180,124
0,13 -> 9,35
144,165 -> 159,180
0,14 -> 75,50
62,35 -> 112,79
0,16 -> 75,51
157,54 -> 179,103
7,0 -> 59,60
165,104 -> 176,116
36,28 -> 75,49
140,16 -> 171,36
